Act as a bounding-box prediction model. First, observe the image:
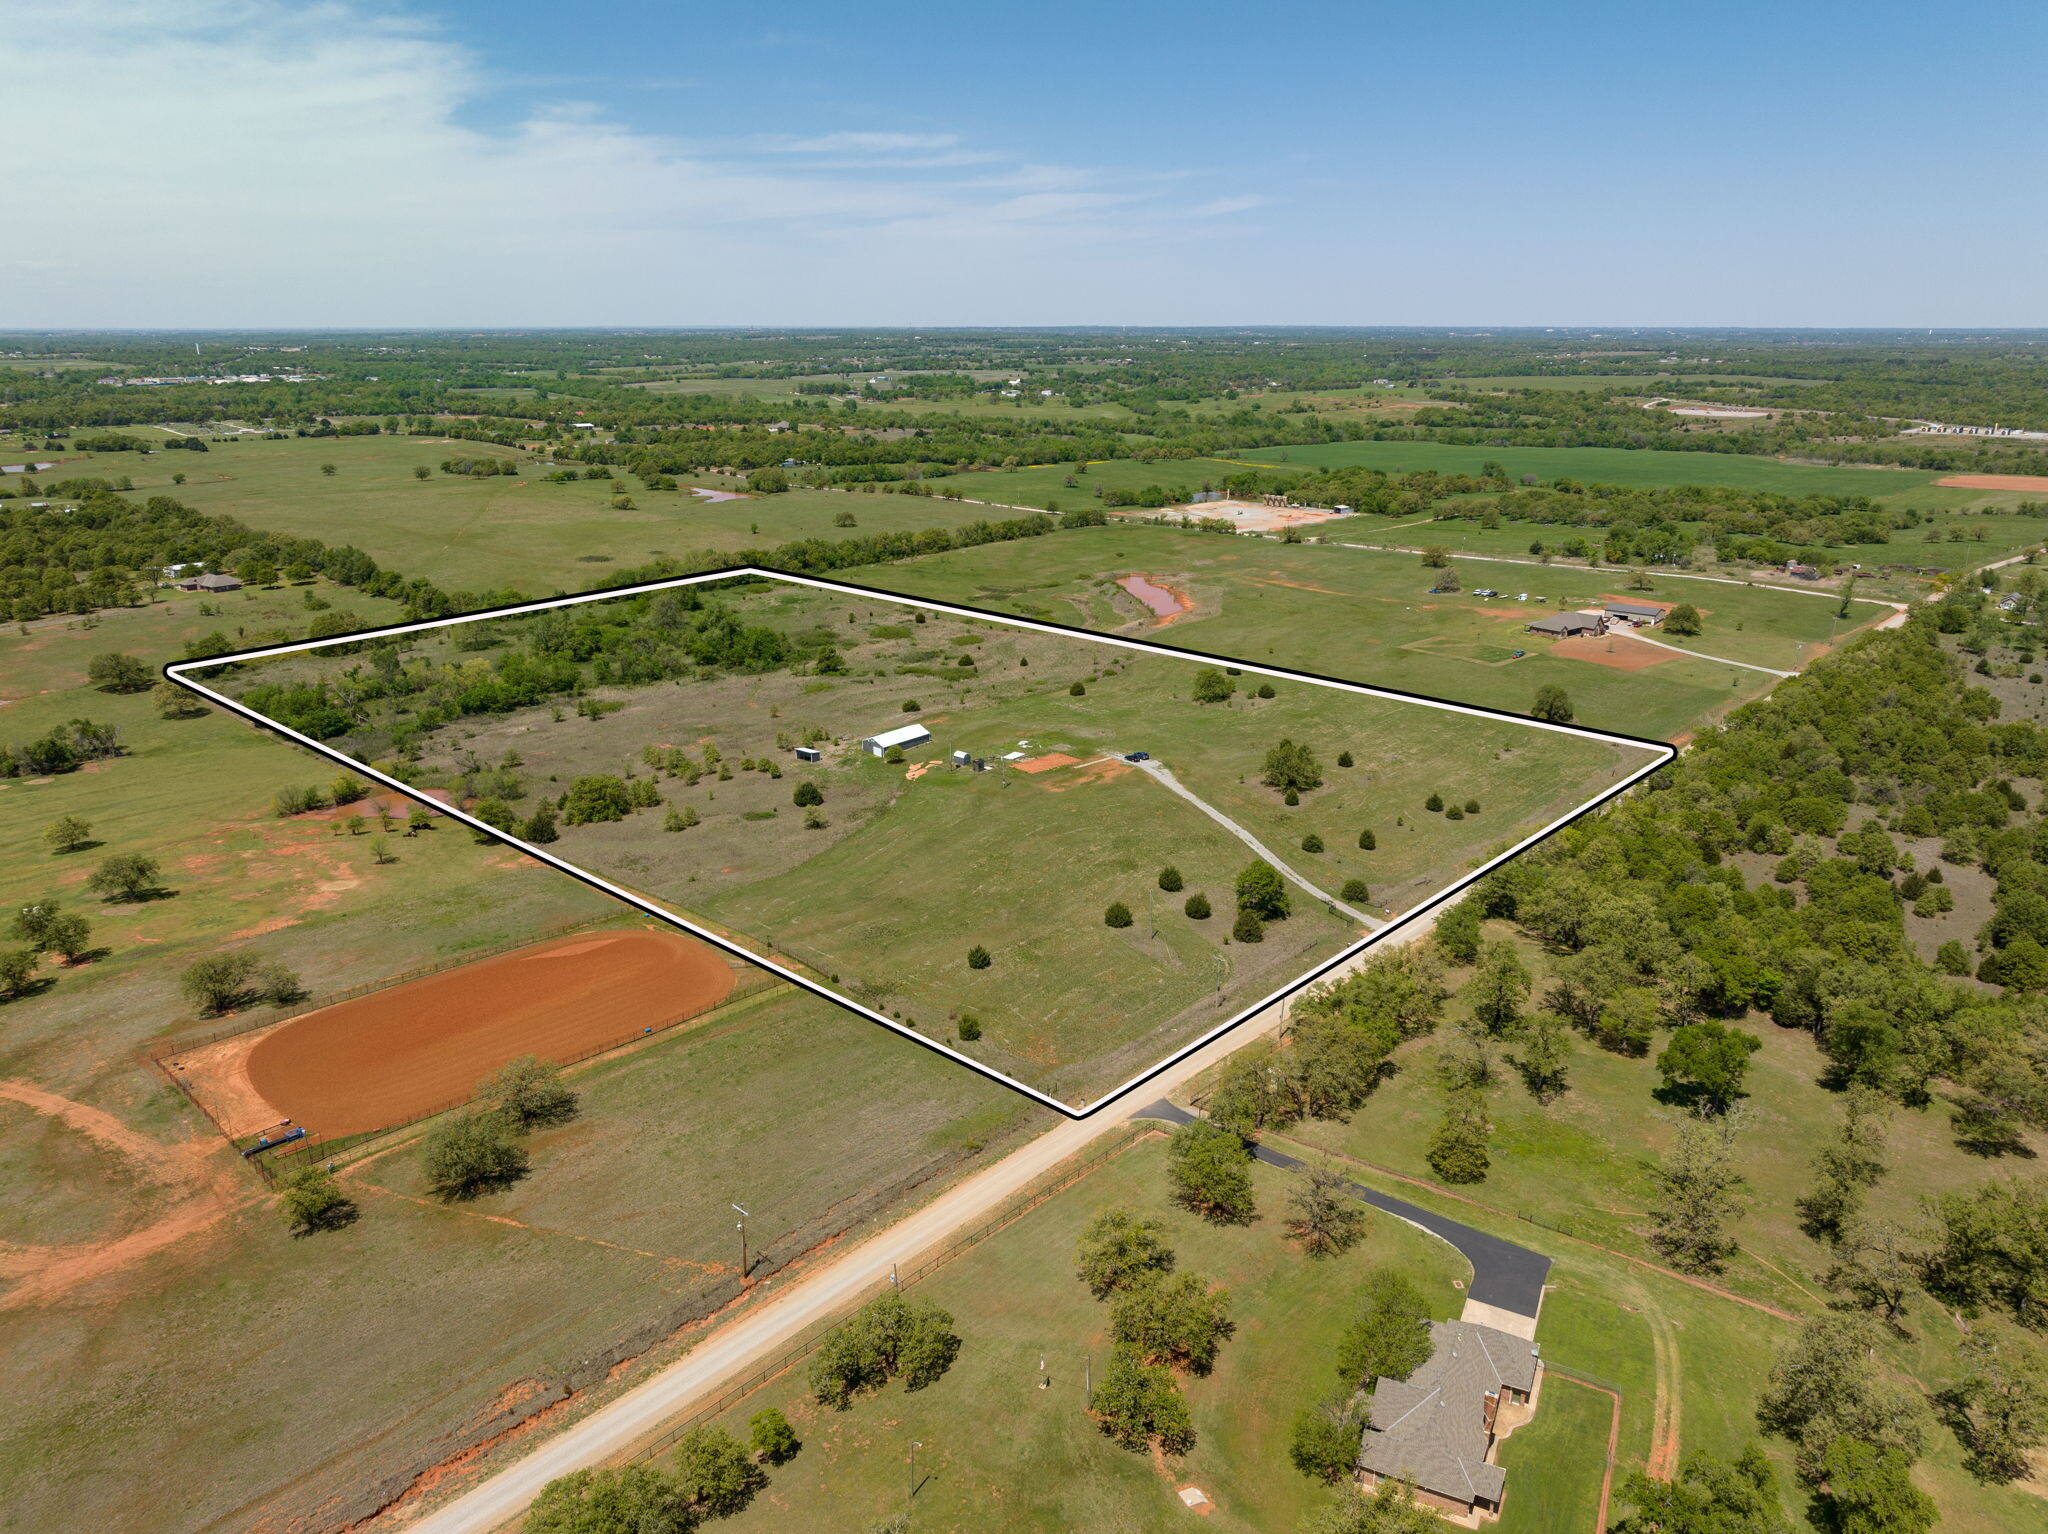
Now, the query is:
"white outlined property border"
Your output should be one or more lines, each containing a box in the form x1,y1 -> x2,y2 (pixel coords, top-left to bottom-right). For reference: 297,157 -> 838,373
166,565 -> 1675,1118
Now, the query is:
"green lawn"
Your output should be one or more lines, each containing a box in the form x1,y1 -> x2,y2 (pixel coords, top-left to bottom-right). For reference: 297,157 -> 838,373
1227,440 -> 1942,500
10,432 -> 1007,596
1495,1373 -> 1613,1534
860,525 -> 1887,739
700,1140 -> 1470,1534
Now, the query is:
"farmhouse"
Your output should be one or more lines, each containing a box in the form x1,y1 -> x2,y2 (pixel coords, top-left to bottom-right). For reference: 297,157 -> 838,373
1526,611 -> 1603,638
859,723 -> 931,758
1356,1319 -> 1542,1521
1603,601 -> 1665,626
178,572 -> 243,592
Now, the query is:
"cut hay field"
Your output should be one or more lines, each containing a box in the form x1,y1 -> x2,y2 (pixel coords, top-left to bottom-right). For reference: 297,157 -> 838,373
5,431 -> 1004,595
218,580 -> 1647,1105
857,525 -> 1891,740
0,589 -> 1057,1534
1228,439 -> 1943,500
695,1138 -> 1470,1534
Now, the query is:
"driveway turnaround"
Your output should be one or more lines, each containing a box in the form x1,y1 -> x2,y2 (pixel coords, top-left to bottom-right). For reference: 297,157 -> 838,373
1133,1101 -> 1550,1322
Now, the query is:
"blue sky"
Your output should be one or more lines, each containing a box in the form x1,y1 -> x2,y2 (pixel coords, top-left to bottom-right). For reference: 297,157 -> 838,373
9,0 -> 2046,326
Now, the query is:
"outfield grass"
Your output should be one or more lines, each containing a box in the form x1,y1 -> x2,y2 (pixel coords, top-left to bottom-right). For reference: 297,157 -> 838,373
1227,440 -> 1943,500
861,525 -> 1886,739
6,432 -> 1005,595
700,1140 -> 1469,1534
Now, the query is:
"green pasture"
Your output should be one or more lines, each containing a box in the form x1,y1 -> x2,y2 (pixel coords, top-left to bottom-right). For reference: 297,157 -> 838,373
1440,374 -> 1822,393
5,432 -> 998,596
860,525 -> 1889,738
1228,439 -> 1942,499
703,1140 -> 1469,1534
932,456 -> 1258,511
0,590 -> 1057,1532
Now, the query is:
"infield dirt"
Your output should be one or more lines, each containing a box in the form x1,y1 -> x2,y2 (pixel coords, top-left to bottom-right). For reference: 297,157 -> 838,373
173,928 -> 740,1139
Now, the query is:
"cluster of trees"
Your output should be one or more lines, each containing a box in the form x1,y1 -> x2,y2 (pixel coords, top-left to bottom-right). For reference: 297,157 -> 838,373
419,1056 -> 580,1201
0,715 -> 123,777
1074,1206 -> 1232,1454
808,1291 -> 960,1408
526,1420 -> 780,1534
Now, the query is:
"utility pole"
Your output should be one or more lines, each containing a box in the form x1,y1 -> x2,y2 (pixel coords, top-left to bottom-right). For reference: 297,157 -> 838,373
731,1203 -> 751,1280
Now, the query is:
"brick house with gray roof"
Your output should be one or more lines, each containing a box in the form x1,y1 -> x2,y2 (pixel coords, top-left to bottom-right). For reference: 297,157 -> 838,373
1356,1318 -> 1543,1520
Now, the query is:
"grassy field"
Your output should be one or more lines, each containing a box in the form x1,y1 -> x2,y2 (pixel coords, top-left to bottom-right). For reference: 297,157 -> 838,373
0,589 -> 1064,1534
1228,440 -> 1944,500
696,1139 -> 1470,1534
859,525 -> 1892,740
2,431 -> 1006,595
1248,918 -> 2048,1532
223,582 -> 1644,1103
930,456 -> 1268,512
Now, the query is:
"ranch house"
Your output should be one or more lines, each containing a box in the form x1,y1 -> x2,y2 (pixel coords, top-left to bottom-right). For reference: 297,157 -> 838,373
859,723 -> 931,758
1356,1319 -> 1543,1522
1526,611 -> 1603,638
178,572 -> 243,592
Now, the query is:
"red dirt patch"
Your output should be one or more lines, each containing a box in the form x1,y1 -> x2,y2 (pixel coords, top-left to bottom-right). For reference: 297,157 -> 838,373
0,1079 -> 242,1310
1937,473 -> 2048,493
240,929 -> 737,1137
1047,758 -> 1132,792
1014,752 -> 1080,774
1551,634 -> 1675,671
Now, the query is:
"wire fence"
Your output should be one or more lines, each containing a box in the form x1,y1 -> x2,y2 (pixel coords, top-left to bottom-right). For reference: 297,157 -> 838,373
603,1123 -> 1158,1473
245,965 -> 787,1180
147,913 -> 626,1059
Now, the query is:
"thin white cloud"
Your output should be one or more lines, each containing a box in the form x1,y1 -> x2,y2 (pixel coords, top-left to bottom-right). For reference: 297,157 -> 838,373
0,0 -> 1250,324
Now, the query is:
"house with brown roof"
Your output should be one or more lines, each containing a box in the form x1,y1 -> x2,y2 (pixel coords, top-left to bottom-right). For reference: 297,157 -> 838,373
1526,611 -> 1603,638
177,572 -> 243,592
1356,1319 -> 1543,1521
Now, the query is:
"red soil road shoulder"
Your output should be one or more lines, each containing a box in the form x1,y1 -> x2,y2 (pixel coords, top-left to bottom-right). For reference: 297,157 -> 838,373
1014,752 -> 1080,774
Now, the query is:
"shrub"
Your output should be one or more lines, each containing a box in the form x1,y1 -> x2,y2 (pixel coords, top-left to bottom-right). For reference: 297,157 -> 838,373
792,780 -> 824,807
1105,901 -> 1134,928
1336,750 -> 1354,768
1341,878 -> 1370,902
957,1015 -> 982,1041
1158,865 -> 1184,892
1425,792 -> 1444,812
1232,909 -> 1265,942
1255,682 -> 1276,699
967,944 -> 992,969
748,1406 -> 799,1465
421,1111 -> 529,1200
1464,799 -> 1480,814
1184,892 -> 1211,919
1301,833 -> 1323,853
1358,828 -> 1376,850
1070,681 -> 1087,696
279,1165 -> 357,1235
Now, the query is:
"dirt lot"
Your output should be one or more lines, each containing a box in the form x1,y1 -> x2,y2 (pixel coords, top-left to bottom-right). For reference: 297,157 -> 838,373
1550,633 -> 1677,671
1936,473 -> 2048,492
168,928 -> 738,1139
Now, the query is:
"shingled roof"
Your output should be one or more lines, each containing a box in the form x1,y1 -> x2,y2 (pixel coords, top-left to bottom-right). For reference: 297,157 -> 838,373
1356,1319 -> 1540,1508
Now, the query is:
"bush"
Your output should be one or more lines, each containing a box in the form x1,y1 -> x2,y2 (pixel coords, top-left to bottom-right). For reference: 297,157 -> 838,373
1464,799 -> 1480,814
1233,909 -> 1265,942
1070,681 -> 1087,696
1425,792 -> 1444,812
421,1111 -> 529,1200
1158,865 -> 1183,892
1336,750 -> 1354,768
480,1055 -> 577,1129
792,780 -> 824,807
86,852 -> 162,901
1358,828 -> 1376,850
748,1406 -> 799,1465
967,944 -> 992,969
1184,892 -> 1211,919
1105,901 -> 1134,928
1301,833 -> 1323,853
957,1014 -> 982,1041
1235,859 -> 1290,920
1341,878 -> 1371,902
279,1165 -> 357,1235
1256,682 -> 1276,699
86,652 -> 151,693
